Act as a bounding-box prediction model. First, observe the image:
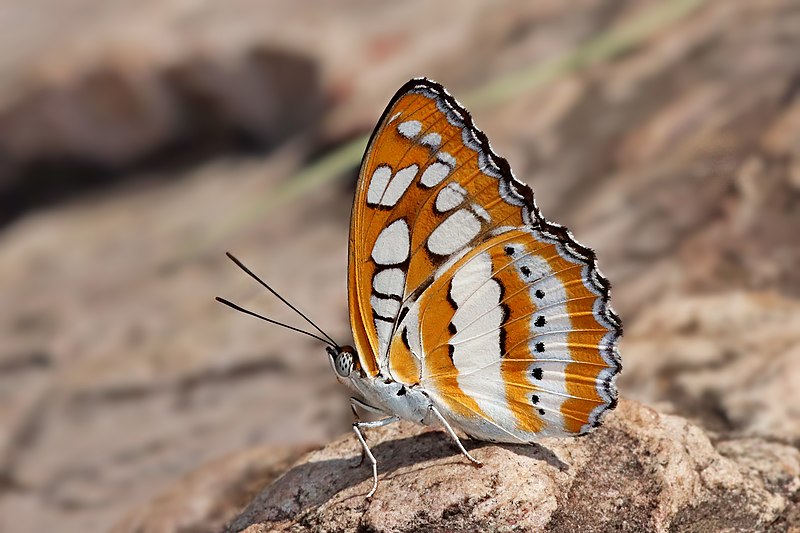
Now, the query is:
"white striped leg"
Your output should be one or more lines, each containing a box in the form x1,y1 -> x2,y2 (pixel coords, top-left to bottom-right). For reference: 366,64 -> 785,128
349,397 -> 388,468
429,404 -> 482,466
351,415 -> 399,498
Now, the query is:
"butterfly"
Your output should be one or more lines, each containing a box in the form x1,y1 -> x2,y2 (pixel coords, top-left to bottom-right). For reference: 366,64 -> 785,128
218,78 -> 622,498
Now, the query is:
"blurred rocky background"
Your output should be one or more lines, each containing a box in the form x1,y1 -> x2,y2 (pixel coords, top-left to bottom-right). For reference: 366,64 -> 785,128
1,0 -> 799,531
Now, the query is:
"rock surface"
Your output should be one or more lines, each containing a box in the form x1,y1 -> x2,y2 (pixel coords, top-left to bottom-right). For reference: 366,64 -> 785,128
0,154 -> 352,533
111,445 -> 308,533
0,46 -> 323,223
226,400 -> 799,532
620,292 -> 800,443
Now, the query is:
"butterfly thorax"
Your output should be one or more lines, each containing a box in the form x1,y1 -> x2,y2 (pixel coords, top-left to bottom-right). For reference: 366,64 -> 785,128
327,344 -> 433,424
352,373 -> 434,425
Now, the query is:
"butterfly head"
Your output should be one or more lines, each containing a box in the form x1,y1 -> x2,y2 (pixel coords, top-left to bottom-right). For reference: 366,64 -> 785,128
326,344 -> 361,380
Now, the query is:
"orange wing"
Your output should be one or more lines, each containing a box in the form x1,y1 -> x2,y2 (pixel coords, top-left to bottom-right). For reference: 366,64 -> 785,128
349,78 -> 538,379
414,227 -> 621,439
348,79 -> 620,438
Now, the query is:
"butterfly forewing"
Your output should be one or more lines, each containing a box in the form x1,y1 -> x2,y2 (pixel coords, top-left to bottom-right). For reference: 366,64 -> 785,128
348,78 -> 621,441
349,80 -> 536,374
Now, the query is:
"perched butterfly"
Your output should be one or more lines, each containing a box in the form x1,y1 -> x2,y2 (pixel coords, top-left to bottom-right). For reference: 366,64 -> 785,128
218,78 -> 622,498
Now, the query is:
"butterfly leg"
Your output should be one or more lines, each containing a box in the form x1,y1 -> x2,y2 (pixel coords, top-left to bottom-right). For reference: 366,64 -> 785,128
429,404 -> 483,467
349,397 -> 388,467
350,396 -> 387,415
351,415 -> 399,498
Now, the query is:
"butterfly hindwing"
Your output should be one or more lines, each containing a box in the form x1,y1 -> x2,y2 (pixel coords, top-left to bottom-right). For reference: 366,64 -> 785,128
415,227 -> 621,440
348,78 -> 621,441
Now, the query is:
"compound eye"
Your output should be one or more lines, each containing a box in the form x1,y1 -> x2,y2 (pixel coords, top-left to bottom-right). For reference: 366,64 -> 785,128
335,350 -> 353,378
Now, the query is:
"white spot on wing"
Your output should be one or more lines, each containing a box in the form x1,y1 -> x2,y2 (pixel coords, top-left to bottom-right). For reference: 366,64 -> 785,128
435,183 -> 467,213
471,203 -> 491,222
448,252 -> 516,430
372,219 -> 409,265
373,268 -> 405,297
420,132 -> 441,148
374,318 -> 393,362
398,120 -> 422,138
380,164 -> 418,206
366,166 -> 392,206
489,226 -> 517,237
527,332 -> 571,361
393,299 -> 422,364
517,254 -> 552,283
420,162 -> 451,188
371,295 -> 400,319
437,151 -> 457,167
427,209 -> 481,256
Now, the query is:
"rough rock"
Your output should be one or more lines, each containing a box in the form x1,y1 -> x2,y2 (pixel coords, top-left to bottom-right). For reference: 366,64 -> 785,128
619,292 -> 800,443
226,400 -> 799,532
110,445 -> 307,533
0,154 -> 352,533
0,46 -> 323,225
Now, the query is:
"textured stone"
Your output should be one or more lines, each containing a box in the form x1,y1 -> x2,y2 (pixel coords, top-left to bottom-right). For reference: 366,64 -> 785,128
0,46 -> 322,225
620,292 -> 800,442
0,153 -> 350,533
226,400 -> 798,532
110,446 -> 307,533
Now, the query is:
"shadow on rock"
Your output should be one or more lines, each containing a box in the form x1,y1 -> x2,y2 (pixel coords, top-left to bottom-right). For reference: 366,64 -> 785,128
227,427 -> 569,532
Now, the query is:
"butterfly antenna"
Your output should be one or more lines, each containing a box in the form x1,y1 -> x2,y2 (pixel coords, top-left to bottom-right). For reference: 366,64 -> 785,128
223,252 -> 340,348
215,297 -> 337,348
